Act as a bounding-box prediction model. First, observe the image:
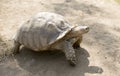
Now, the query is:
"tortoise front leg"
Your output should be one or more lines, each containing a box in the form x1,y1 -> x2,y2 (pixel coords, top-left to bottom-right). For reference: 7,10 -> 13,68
13,41 -> 21,54
63,41 -> 76,66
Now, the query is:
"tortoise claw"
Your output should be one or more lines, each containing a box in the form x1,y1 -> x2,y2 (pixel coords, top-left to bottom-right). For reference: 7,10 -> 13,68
68,59 -> 76,66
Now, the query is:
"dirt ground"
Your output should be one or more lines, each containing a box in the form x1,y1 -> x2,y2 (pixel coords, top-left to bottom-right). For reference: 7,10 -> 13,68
0,0 -> 120,76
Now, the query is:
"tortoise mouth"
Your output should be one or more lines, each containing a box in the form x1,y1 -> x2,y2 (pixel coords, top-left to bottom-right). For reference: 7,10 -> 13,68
85,27 -> 89,33
85,27 -> 89,32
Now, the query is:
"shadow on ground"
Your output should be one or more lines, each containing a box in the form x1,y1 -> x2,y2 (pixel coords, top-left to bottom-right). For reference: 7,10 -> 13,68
12,47 -> 103,76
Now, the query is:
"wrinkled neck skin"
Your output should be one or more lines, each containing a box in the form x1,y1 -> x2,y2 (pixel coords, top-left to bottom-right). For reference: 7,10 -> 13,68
65,29 -> 82,39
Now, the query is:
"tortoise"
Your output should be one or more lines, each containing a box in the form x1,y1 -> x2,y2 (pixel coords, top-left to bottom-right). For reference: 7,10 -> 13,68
13,12 -> 89,66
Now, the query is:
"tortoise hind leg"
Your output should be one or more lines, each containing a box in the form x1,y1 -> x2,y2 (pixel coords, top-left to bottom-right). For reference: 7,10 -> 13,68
73,36 -> 82,49
13,41 -> 21,54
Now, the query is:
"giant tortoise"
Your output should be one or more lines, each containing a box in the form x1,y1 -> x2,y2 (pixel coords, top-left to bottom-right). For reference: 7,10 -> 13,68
13,12 -> 89,66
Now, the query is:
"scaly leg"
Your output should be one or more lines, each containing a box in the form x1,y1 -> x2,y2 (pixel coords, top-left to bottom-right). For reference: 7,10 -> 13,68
63,41 -> 76,66
13,41 -> 21,54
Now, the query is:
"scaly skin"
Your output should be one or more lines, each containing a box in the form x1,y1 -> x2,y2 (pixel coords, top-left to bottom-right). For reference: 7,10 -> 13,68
51,38 -> 77,66
73,36 -> 82,49
62,40 -> 76,66
13,41 -> 21,54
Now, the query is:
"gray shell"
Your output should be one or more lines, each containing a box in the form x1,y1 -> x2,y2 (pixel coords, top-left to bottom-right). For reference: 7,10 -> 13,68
13,12 -> 74,51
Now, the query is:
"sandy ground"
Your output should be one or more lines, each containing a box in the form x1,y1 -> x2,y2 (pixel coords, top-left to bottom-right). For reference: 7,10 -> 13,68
0,0 -> 120,76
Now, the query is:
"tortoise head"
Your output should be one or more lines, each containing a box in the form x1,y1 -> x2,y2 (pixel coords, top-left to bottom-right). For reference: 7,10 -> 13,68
68,25 -> 89,38
73,25 -> 89,34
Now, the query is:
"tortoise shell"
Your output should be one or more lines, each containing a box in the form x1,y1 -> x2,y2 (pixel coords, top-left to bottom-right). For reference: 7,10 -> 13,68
13,12 -> 74,51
